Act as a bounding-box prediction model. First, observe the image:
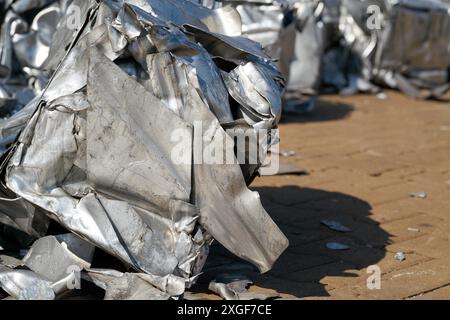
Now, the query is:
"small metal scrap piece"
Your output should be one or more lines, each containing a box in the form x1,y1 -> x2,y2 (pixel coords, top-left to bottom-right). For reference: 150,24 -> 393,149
394,252 -> 406,262
208,273 -> 279,300
409,192 -> 427,199
326,242 -> 350,250
321,219 -> 352,233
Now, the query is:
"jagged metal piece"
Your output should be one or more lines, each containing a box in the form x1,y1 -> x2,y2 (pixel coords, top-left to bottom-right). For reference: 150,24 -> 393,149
0,0 -> 288,300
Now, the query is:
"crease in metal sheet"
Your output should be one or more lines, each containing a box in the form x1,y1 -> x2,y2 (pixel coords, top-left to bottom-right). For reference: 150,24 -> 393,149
0,0 -> 288,300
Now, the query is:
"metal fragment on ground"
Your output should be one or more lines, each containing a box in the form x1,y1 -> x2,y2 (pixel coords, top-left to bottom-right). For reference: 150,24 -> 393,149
83,269 -> 185,300
326,242 -> 350,250
394,252 -> 406,262
409,192 -> 427,199
321,219 -> 352,233
0,233 -> 95,299
208,273 -> 279,300
274,149 -> 296,157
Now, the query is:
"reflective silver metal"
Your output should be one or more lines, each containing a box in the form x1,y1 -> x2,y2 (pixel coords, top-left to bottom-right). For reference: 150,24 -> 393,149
0,0 -> 288,300
337,0 -> 450,98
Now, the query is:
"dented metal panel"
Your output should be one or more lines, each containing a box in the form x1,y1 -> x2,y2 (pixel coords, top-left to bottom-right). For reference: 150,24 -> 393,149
0,0 -> 288,300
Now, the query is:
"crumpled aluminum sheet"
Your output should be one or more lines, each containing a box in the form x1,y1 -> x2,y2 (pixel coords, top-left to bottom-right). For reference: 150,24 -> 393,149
204,1 -> 325,113
0,0 -> 70,152
0,0 -> 289,300
197,0 -> 293,78
337,0 -> 450,98
202,0 -> 450,104
283,0 -> 325,113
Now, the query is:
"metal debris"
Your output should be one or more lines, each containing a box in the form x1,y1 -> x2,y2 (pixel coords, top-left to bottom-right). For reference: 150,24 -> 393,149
82,269 -> 184,300
407,227 -> 420,233
409,192 -> 427,199
376,92 -> 387,100
284,0 -> 325,112
321,219 -> 352,233
237,0 -> 450,103
333,0 -> 450,98
394,252 -> 406,261
208,274 -> 279,300
326,241 -> 350,250
275,149 -> 297,157
198,0 -> 321,112
199,0 -> 450,105
0,0 -> 289,300
0,233 -> 94,300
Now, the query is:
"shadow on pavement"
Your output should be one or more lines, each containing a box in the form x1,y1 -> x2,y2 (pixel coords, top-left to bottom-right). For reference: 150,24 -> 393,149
281,100 -> 354,124
199,186 -> 390,299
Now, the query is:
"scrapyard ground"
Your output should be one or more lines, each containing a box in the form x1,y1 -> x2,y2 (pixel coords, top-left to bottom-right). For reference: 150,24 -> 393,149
193,90 -> 450,300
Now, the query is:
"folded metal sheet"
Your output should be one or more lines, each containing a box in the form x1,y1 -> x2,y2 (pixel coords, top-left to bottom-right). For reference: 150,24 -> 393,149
0,233 -> 94,299
0,0 -> 288,299
228,0 -> 450,100
207,0 -> 329,112
83,269 -> 186,300
283,0 -> 325,112
337,0 -> 450,98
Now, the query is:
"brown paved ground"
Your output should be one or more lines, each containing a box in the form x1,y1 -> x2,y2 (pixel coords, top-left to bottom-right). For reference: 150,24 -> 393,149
194,90 -> 450,300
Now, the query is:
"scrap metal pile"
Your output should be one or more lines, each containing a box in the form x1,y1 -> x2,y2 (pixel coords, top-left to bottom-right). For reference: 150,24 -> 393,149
1,0 -> 449,301
239,0 -> 450,112
0,0 -> 289,300
331,0 -> 450,99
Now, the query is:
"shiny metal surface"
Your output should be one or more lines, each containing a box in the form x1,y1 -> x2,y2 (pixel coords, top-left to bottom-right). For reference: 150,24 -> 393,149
0,0 -> 288,300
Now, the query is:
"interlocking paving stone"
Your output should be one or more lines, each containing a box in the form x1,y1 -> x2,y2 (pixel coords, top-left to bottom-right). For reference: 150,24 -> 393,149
200,92 -> 450,299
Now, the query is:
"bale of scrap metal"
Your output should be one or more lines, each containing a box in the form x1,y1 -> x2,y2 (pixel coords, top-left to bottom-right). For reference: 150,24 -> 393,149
283,0 -> 326,112
197,0 -> 327,113
221,0 -> 294,78
196,1 -> 292,66
0,0 -> 70,153
0,0 -> 288,300
339,0 -> 450,98
195,0 -> 297,101
209,0 -> 328,113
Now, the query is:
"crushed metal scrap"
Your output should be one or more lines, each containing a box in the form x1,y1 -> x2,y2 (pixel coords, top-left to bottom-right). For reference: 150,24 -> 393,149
199,0 -> 321,112
231,0 -> 450,113
285,0 -> 450,103
337,0 -> 450,99
0,0 -> 289,300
